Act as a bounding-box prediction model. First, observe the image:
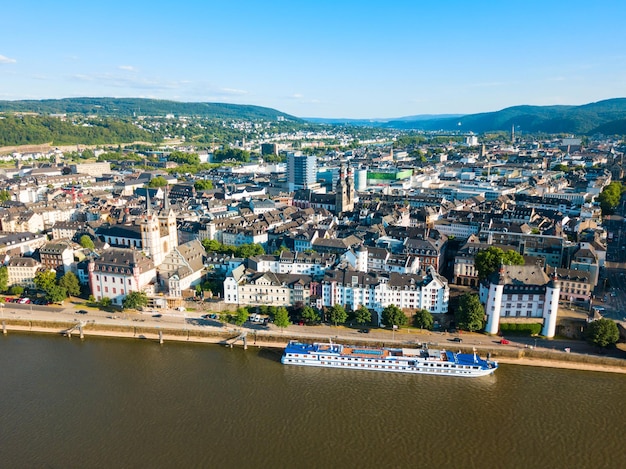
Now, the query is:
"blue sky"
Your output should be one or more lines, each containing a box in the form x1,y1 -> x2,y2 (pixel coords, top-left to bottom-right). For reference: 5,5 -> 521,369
1,1 -> 625,118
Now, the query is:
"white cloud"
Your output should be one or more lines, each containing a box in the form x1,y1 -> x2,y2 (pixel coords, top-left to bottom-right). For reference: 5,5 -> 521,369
220,87 -> 248,95
118,65 -> 137,72
0,54 -> 16,64
290,93 -> 304,99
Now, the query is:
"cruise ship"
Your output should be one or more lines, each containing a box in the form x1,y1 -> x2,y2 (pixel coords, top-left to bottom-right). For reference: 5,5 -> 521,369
281,341 -> 498,377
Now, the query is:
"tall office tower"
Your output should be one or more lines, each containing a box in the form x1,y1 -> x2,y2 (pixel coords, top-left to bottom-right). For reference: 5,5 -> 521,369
287,152 -> 317,191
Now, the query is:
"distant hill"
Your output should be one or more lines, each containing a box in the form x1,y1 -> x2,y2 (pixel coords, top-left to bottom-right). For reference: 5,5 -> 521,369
304,114 -> 463,125
382,98 -> 626,134
0,97 -> 299,121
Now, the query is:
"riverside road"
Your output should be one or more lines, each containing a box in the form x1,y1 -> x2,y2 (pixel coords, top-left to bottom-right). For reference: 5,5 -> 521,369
1,301 -> 618,358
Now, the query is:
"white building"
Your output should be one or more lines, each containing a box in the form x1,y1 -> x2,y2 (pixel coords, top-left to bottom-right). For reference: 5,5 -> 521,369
321,266 -> 449,318
480,265 -> 560,338
7,257 -> 41,289
88,248 -> 156,306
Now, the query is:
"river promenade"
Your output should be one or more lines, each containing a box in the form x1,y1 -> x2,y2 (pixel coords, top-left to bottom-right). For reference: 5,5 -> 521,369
2,302 -> 626,374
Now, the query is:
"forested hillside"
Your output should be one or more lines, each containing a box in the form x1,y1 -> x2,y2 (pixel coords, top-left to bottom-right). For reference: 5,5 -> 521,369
0,115 -> 158,146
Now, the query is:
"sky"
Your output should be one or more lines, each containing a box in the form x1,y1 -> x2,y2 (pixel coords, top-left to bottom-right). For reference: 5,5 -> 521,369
2,1 -> 626,119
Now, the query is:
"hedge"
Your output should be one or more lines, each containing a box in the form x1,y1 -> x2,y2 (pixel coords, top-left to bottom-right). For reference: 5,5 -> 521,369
500,323 -> 542,336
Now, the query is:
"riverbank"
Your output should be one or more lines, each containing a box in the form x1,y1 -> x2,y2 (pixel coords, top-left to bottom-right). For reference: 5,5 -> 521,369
2,316 -> 626,375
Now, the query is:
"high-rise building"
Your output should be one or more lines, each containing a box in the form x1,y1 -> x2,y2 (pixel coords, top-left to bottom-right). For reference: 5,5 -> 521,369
287,152 -> 317,191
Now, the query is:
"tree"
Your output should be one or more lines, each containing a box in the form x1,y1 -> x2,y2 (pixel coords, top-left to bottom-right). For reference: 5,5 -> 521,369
274,306 -> 290,330
328,304 -> 348,326
598,181 -> 625,215
10,285 -> 24,296
456,293 -> 484,332
475,246 -> 524,281
234,306 -> 249,326
354,305 -> 372,325
59,272 -> 81,297
586,319 -> 619,348
0,189 -> 11,202
169,151 -> 200,166
236,243 -> 265,258
79,235 -> 95,250
0,266 -> 7,292
47,285 -> 68,304
301,305 -> 320,324
413,309 -> 434,330
34,270 -> 58,294
213,147 -> 250,163
122,291 -> 149,310
382,304 -> 408,327
194,179 -> 214,191
99,297 -> 112,308
147,176 -> 168,188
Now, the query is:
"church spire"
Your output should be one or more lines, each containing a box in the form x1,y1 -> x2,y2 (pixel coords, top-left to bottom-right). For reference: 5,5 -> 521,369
146,187 -> 152,216
164,185 -> 170,212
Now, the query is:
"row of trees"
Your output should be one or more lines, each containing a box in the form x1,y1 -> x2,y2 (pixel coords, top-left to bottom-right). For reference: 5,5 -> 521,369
202,239 -> 264,258
33,270 -> 81,303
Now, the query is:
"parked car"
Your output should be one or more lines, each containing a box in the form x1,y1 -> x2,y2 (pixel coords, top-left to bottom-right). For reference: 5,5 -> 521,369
77,310 -> 88,315
19,298 -> 30,304
452,337 -> 463,343
500,338 -> 510,345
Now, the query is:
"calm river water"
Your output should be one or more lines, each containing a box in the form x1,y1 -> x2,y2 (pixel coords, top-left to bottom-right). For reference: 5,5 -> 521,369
1,333 -> 624,469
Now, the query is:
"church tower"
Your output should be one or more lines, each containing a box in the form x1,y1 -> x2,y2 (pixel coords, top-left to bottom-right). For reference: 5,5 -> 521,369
335,163 -> 354,215
158,187 -> 178,258
139,189 -> 164,266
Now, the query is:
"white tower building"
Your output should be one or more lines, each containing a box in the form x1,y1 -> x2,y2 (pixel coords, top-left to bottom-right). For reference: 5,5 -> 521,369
485,266 -> 505,335
541,269 -> 560,338
355,245 -> 368,273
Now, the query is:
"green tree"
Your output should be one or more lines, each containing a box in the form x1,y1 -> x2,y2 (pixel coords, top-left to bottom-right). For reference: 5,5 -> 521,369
122,291 -> 149,310
598,181 -> 625,215
47,284 -> 68,304
0,266 -> 8,292
59,272 -> 81,297
354,305 -> 372,325
475,246 -> 524,281
456,293 -> 484,332
79,235 -> 95,250
147,176 -> 168,188
236,243 -> 265,258
10,285 -> 24,296
586,319 -> 619,348
0,189 -> 11,202
202,238 -> 222,252
34,270 -> 58,294
169,151 -> 200,166
301,305 -> 320,324
328,304 -> 348,326
274,306 -> 290,330
413,309 -> 434,330
99,297 -> 112,308
382,304 -> 408,327
213,147 -> 250,163
194,179 -> 214,191
234,306 -> 249,326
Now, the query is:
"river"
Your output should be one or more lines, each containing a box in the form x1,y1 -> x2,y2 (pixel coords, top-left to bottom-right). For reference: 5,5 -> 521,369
1,333 -> 624,468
